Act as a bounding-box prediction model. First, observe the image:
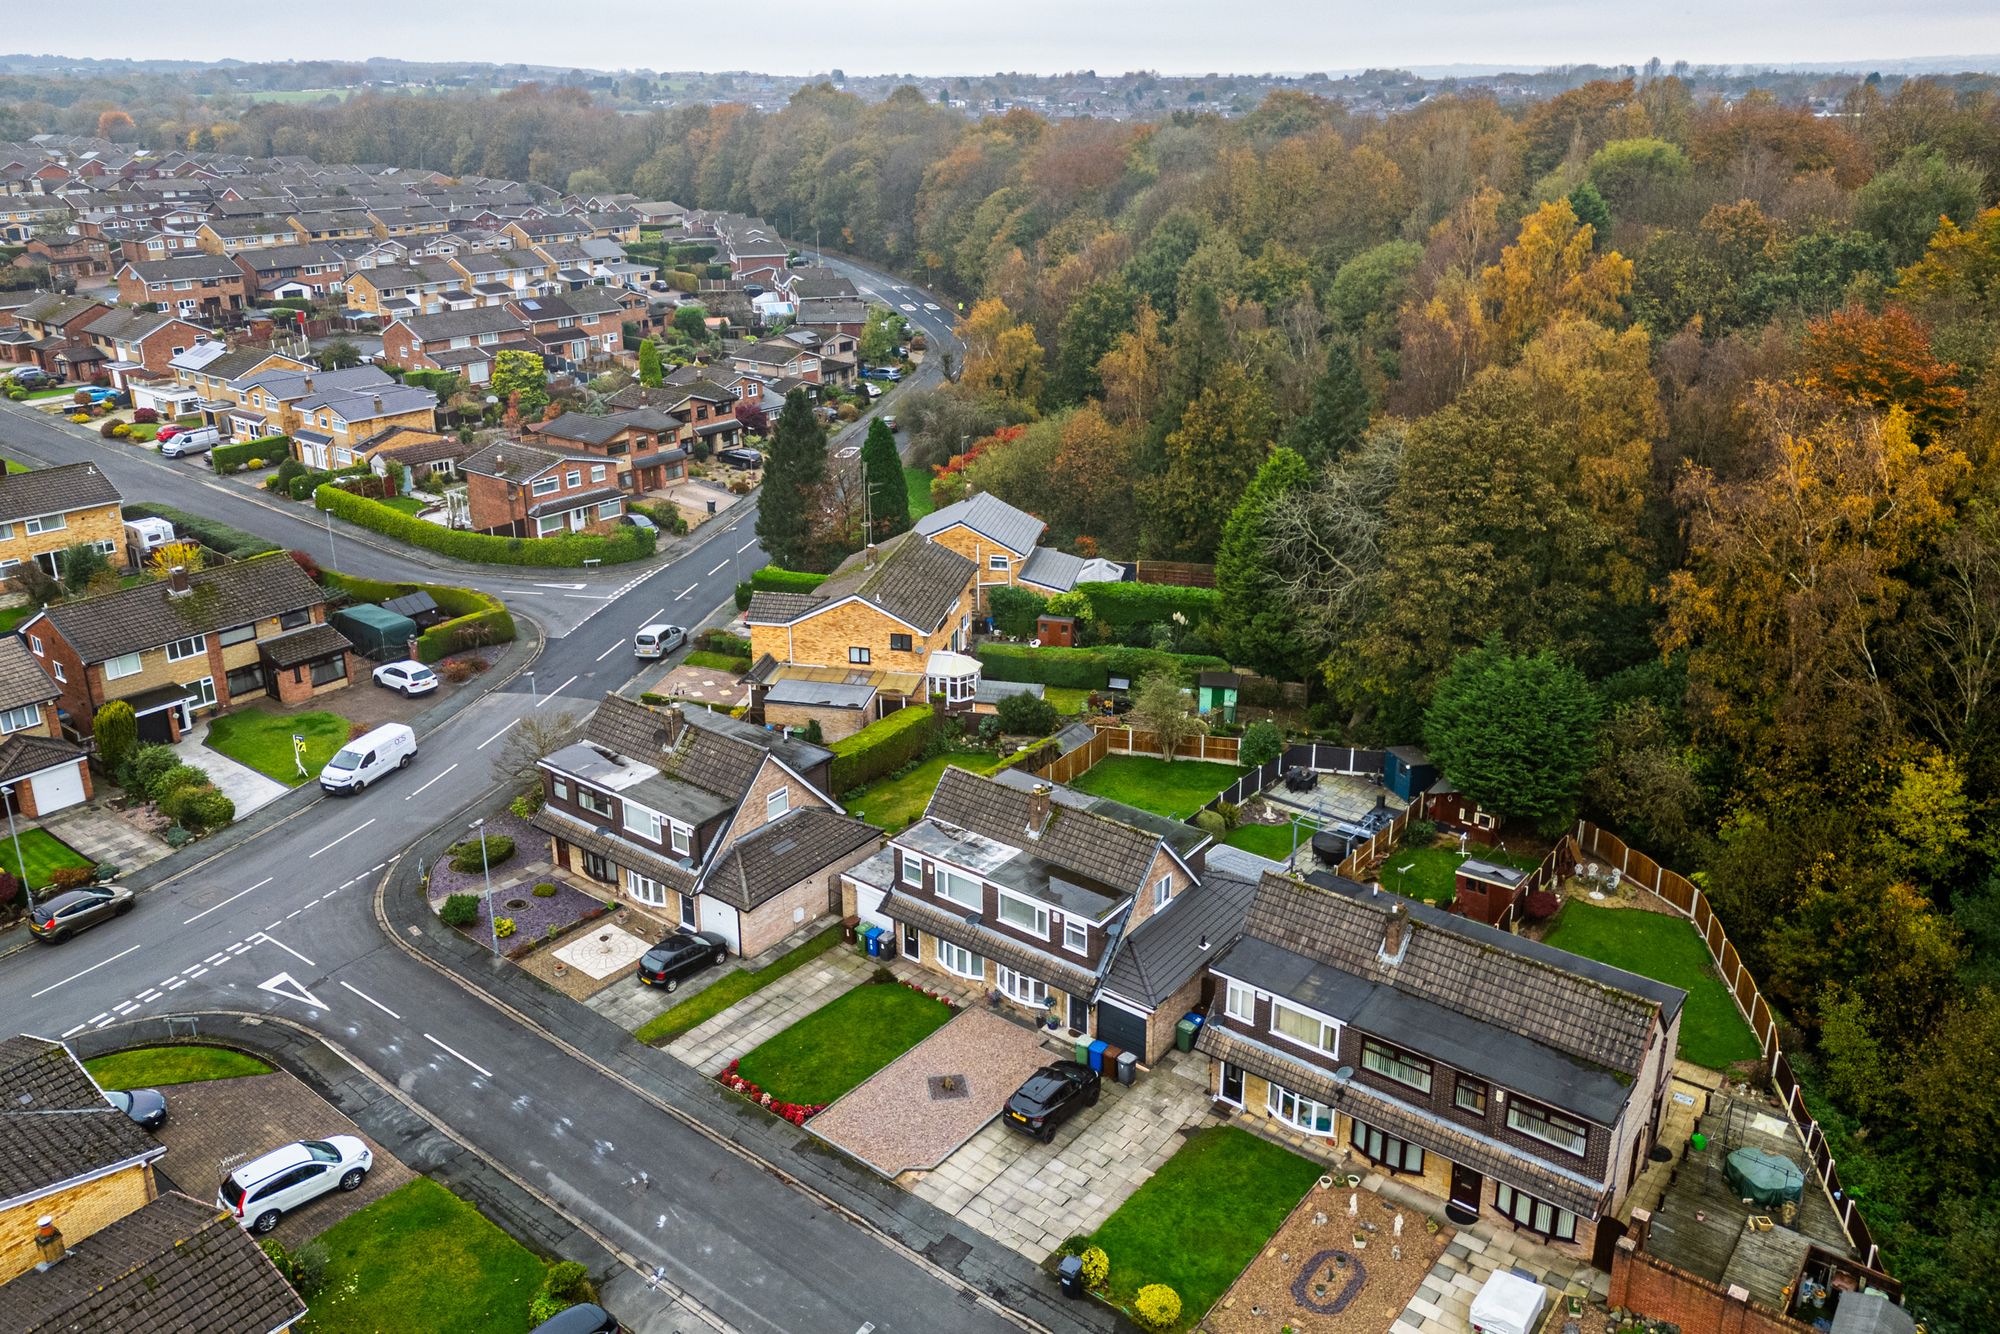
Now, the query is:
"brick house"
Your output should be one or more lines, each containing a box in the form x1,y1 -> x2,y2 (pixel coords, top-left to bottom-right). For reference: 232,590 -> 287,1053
459,439 -> 626,537
214,364 -> 437,464
194,217 -> 294,254
344,261 -> 473,319
0,462 -> 123,584
840,766 -> 1245,1056
532,693 -> 878,956
380,307 -> 532,380
2,293 -> 109,376
525,410 -> 688,494
0,636 -> 91,816
231,242 -> 349,302
726,338 -> 820,385
1196,872 -> 1684,1262
114,256 -> 248,319
914,492 -> 1113,601
21,556 -> 353,743
505,289 -> 628,366
26,232 -> 111,284
77,308 -> 215,389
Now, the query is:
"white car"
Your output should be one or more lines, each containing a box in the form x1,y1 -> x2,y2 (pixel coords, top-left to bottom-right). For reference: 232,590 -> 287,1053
219,1136 -> 372,1233
373,661 -> 439,696
634,623 -> 687,658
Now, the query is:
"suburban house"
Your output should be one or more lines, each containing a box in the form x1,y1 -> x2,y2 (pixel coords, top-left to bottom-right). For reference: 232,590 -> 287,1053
913,492 -> 1121,604
841,765 -> 1256,1058
210,364 -> 437,464
194,216 -> 295,254
459,439 -> 626,537
114,255 -> 248,318
524,411 -> 688,495
343,261 -> 473,319
531,693 -> 880,956
231,242 -> 350,302
380,307 -> 532,380
746,531 -> 979,730
726,338 -> 820,385
1196,871 -> 1684,1261
364,428 -> 469,483
0,462 -> 124,584
0,293 -> 108,377
22,556 -> 352,742
506,289 -> 629,366
76,308 -> 214,388
0,636 -> 91,816
25,232 -> 111,285
0,1037 -> 303,1332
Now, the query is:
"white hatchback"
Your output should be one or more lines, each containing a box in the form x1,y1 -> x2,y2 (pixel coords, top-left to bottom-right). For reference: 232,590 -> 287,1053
218,1135 -> 372,1233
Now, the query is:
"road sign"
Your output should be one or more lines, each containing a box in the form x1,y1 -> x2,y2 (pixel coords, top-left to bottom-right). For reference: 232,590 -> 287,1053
258,972 -> 329,1011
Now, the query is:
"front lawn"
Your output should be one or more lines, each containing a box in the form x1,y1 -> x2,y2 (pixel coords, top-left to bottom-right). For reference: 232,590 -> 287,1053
126,421 -> 159,442
845,752 -> 1007,831
1073,1125 -> 1322,1329
0,827 -> 94,889
85,1045 -> 272,1090
1068,755 -> 1246,820
733,981 -> 956,1105
903,465 -> 936,519
1543,899 -> 1763,1070
297,1177 -> 548,1334
377,496 -> 426,516
682,649 -> 751,673
636,924 -> 843,1045
204,709 -> 354,786
1380,842 -> 1541,906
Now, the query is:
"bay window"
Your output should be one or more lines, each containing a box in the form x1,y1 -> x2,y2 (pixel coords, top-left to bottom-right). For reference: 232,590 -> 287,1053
1494,1183 -> 1577,1242
1353,1119 -> 1425,1174
1268,1082 -> 1335,1135
996,966 -> 1047,1006
936,939 -> 984,979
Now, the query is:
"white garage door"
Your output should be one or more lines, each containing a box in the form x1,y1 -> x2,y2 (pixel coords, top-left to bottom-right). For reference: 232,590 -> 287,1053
30,764 -> 85,814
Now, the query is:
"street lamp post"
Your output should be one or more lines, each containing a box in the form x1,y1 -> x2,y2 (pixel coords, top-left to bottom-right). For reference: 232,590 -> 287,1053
1,784 -> 33,920
471,817 -> 499,956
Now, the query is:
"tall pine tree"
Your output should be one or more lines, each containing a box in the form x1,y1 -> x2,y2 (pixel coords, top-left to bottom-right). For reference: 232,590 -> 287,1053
637,339 -> 662,387
1285,337 -> 1369,467
755,388 -> 828,570
860,417 -> 910,541
1215,447 -> 1316,679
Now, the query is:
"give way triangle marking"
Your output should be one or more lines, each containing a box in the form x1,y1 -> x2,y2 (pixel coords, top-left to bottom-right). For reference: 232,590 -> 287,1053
258,971 -> 329,1011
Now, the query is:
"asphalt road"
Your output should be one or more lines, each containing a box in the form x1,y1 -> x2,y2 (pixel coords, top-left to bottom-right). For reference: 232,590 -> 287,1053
0,257 -> 1013,1332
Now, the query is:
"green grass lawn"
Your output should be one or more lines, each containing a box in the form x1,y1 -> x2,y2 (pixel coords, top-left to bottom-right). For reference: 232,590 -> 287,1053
377,496 -> 426,516
1045,687 -> 1092,716
681,649 -> 751,673
1377,843 -> 1541,905
1543,899 -> 1763,1070
903,464 -> 935,519
1223,820 -> 1315,861
636,924 -> 843,1045
203,709 -> 354,787
1068,755 -> 1247,820
3,458 -> 27,473
844,752 -> 1009,831
85,1045 -> 272,1090
298,1177 -> 547,1334
733,981 -> 956,1105
0,602 -> 42,634
126,421 -> 159,442
1076,1126 -> 1322,1329
0,827 -> 94,889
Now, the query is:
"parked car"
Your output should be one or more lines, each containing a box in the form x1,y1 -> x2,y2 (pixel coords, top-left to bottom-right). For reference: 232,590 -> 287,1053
860,366 -> 904,382
2,366 -> 50,386
218,1136 -> 372,1234
154,423 -> 186,441
530,1303 -> 620,1334
105,1087 -> 168,1130
1002,1061 -> 1100,1142
636,930 -> 729,991
318,722 -> 418,794
633,623 -> 686,658
372,662 -> 439,696
882,415 -> 898,432
620,512 -> 658,534
716,447 -> 763,470
159,426 -> 220,457
786,255 -> 810,268
28,885 -> 134,943
742,283 -> 765,297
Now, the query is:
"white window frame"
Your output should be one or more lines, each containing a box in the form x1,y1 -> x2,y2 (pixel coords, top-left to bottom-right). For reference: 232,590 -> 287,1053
622,801 -> 664,843
765,786 -> 789,821
627,870 -> 666,907
24,512 -> 67,535
530,475 -> 561,496
996,965 -> 1048,1007
987,554 -> 1007,571
596,499 -> 620,519
576,785 -> 614,819
936,867 -> 981,911
536,515 -> 565,537
52,662 -> 65,683
1506,1099 -> 1589,1157
188,676 -> 217,709
1272,999 -> 1340,1055
165,634 -> 206,663
590,464 -> 607,482
1267,1081 -> 1335,1135
218,623 -> 256,647
105,652 -> 143,680
1152,874 -> 1174,911
27,634 -> 42,656
0,703 -> 40,733
995,891 -> 1049,939
565,470 -> 582,487
1062,919 -> 1089,955
1224,980 -> 1257,1022
899,852 -> 922,886
1361,1037 -> 1434,1094
669,821 -> 692,856
936,939 -> 984,980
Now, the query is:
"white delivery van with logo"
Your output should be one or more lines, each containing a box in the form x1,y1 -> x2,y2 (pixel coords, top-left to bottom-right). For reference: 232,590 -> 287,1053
318,723 -> 417,794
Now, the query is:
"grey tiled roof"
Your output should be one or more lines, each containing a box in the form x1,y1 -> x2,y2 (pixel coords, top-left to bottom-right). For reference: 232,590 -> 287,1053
1019,546 -> 1085,592
884,888 -> 1099,995
914,492 -> 1045,556
0,733 -> 86,787
533,805 -> 697,894
924,766 -> 1164,901
0,461 -> 121,523
122,255 -> 241,282
682,703 -> 832,780
40,554 -> 323,664
459,439 -> 593,483
0,1035 -> 163,1204
0,635 -> 59,711
744,591 -> 822,625
662,725 -> 765,801
394,306 -> 525,341
0,1191 -> 307,1334
584,692 -> 679,760
1102,871 -> 1257,1007
258,622 -> 352,669
806,531 -> 976,633
701,808 -> 879,912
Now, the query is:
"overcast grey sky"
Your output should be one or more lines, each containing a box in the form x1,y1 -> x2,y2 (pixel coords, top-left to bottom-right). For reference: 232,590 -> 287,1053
34,1 -> 2000,75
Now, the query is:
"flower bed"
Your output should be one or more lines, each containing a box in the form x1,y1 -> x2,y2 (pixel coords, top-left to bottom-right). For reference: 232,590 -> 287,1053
714,1058 -> 827,1127
423,810 -> 539,900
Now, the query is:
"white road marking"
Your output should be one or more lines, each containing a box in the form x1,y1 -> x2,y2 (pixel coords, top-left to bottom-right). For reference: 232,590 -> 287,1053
113,1001 -> 138,1015
736,539 -> 756,553
163,978 -> 186,990
533,582 -> 586,590
205,952 -> 227,965
536,674 -> 579,707
185,965 -> 208,977
258,971 -> 329,1009
476,718 -> 519,749
405,764 -> 457,799
425,1033 -> 494,1079
706,561 -> 727,576
309,818 -> 375,859
183,877 -> 272,924
93,1015 -> 116,1028
641,607 -> 666,624
836,446 -> 858,459
137,989 -> 162,1003
226,942 -> 251,955
60,1023 -> 86,1038
254,934 -> 316,967
595,641 -> 623,662
339,980 -> 402,1019
925,302 -> 941,311
31,944 -> 142,998
674,585 -> 695,601
505,589 -> 547,596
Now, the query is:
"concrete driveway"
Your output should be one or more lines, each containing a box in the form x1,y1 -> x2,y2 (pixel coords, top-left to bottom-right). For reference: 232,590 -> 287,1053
186,718 -> 292,817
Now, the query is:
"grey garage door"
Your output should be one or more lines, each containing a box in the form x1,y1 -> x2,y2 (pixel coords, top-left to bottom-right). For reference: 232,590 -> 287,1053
1095,1001 -> 1148,1055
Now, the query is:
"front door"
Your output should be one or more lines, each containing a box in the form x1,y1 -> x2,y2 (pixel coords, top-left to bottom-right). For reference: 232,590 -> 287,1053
679,894 -> 697,929
1219,1061 -> 1244,1106
1449,1164 -> 1483,1215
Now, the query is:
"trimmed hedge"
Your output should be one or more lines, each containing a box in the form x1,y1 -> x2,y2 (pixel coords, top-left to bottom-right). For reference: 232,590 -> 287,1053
1076,580 -> 1221,629
751,567 -> 827,594
314,485 -> 655,567
322,570 -> 517,664
122,503 -> 280,558
829,705 -> 935,794
210,435 -> 289,475
974,643 -> 1230,690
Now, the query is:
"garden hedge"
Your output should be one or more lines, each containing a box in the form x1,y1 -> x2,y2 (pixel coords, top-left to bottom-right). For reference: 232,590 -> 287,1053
829,705 -> 935,794
974,643 -> 1230,690
210,435 -> 290,475
322,570 -> 517,663
751,567 -> 827,594
1075,581 -> 1221,629
314,485 -> 655,567
122,503 -> 280,558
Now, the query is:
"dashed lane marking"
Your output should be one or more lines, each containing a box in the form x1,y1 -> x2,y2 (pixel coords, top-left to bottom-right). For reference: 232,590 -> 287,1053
183,876 -> 272,924
309,819 -> 375,859
340,980 -> 402,1020
425,1033 -> 494,1079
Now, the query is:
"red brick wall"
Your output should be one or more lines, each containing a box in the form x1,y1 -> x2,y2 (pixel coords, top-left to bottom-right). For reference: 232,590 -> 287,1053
24,621 -> 94,733
466,473 -> 526,534
1609,1238 -> 1804,1334
13,760 -> 92,817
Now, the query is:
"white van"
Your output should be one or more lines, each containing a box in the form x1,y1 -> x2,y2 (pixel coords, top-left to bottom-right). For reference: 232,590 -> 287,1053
634,623 -> 686,659
318,722 -> 417,794
159,426 -> 220,458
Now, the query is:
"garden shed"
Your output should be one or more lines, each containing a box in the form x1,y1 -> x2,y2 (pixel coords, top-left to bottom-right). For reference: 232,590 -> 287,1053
1383,745 -> 1438,801
382,590 -> 444,628
1196,670 -> 1240,723
330,604 -> 418,660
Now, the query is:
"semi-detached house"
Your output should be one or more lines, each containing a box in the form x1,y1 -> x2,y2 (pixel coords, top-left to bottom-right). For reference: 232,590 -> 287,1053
380,307 -> 532,383
458,439 -> 626,538
0,462 -> 123,584
0,636 -> 92,816
114,255 -> 247,319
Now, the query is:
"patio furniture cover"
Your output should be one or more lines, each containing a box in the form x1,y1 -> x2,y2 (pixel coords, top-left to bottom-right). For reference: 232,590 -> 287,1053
1724,1145 -> 1805,1206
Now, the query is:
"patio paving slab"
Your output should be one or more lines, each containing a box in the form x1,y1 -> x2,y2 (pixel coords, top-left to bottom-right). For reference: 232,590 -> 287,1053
554,922 -> 651,978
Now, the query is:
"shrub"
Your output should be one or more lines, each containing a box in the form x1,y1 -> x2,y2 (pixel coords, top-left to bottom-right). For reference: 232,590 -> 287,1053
97,419 -> 118,438
149,763 -> 211,803
1403,818 -> 1438,845
260,1238 -> 330,1298
988,584 -> 1047,638
93,700 -> 138,773
450,835 -> 515,872
439,893 -> 481,927
1077,581 -> 1221,629
211,434 -> 290,474
185,787 -> 235,830
69,412 -> 91,423
749,566 -> 827,594
495,916 -> 516,939
829,705 -> 935,793
975,643 -> 1230,691
696,629 -> 752,657
132,408 -> 158,424
994,691 -> 1059,736
1194,809 -> 1228,839
1133,1284 -> 1182,1333
527,1260 -> 596,1325
1079,1247 -> 1109,1290
163,824 -> 193,848
1523,889 -> 1561,921
1215,799 -> 1241,831
532,882 -> 558,898
440,658 -> 474,684
122,743 -> 179,794
92,862 -> 119,882
1239,720 -> 1284,768
509,789 -> 544,818
121,504 -> 278,557
47,866 -> 96,891
315,485 -> 653,567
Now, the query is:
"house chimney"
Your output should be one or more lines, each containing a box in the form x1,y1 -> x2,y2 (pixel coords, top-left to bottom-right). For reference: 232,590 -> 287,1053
373,394 -> 383,414
863,543 -> 877,569
32,1216 -> 64,1270
303,375 -> 313,393
1381,902 -> 1408,961
166,565 -> 192,597
1026,783 -> 1052,837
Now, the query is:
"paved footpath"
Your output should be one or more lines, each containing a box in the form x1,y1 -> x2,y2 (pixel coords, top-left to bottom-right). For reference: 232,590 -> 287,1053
669,946 -> 874,1075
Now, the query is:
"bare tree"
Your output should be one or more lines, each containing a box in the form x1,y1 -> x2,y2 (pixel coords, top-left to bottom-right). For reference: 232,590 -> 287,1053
1264,423 -> 1404,659
497,708 -> 581,788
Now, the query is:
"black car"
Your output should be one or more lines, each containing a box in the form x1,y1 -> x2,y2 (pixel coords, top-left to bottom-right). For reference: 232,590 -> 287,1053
716,447 -> 763,470
106,1087 -> 168,1130
636,930 -> 729,991
530,1303 -> 619,1334
1003,1061 -> 1100,1142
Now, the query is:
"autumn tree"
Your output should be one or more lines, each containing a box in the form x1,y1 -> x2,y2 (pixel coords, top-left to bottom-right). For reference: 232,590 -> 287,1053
1127,671 -> 1205,763
956,297 -> 1045,405
1046,278 -> 1135,408
1481,198 -> 1633,353
1143,359 -> 1272,560
491,349 -> 549,415
754,388 -> 829,570
1797,304 -> 1966,435
1094,300 -> 1167,428
96,109 -> 135,140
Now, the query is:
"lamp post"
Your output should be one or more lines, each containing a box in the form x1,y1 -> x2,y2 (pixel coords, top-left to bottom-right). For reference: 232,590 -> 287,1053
471,817 -> 498,956
1,784 -> 32,920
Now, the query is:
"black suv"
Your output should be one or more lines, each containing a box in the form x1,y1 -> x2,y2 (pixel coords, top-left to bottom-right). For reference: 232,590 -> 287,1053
1003,1061 -> 1101,1142
636,930 -> 729,991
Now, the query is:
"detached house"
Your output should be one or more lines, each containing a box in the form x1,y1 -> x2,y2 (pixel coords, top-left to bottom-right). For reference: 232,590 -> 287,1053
77,308 -> 214,389
231,242 -> 349,302
23,556 -> 351,742
525,410 -> 688,495
380,307 -> 531,381
459,439 -> 626,537
115,255 -> 247,319
0,462 -> 123,584
914,492 -> 1123,605
216,364 -> 437,465
532,693 -> 879,956
1197,872 -> 1683,1260
0,636 -> 91,815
